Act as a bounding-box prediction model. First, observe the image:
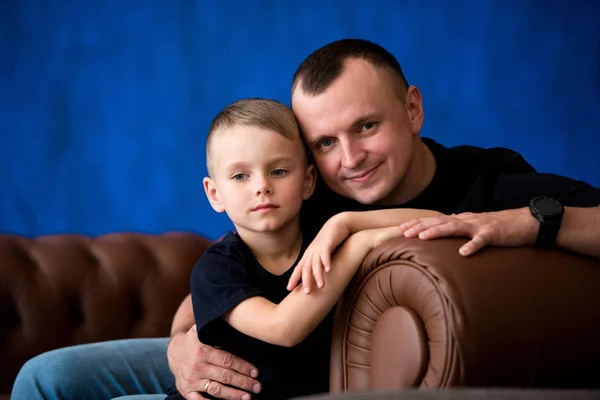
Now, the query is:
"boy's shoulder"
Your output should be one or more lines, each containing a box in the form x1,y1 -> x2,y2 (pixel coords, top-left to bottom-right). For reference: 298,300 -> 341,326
194,231 -> 253,275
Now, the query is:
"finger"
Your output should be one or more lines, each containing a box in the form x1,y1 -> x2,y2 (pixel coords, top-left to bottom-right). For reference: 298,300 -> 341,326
204,380 -> 255,400
182,391 -> 208,400
287,264 -> 302,291
416,221 -> 470,240
202,365 -> 261,395
322,252 -> 331,272
302,263 -> 313,294
399,219 -> 420,231
207,347 -> 260,381
402,217 -> 451,237
312,261 -> 324,288
459,233 -> 490,256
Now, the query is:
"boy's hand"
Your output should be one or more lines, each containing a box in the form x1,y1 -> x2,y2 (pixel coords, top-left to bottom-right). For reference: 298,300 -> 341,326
287,214 -> 351,293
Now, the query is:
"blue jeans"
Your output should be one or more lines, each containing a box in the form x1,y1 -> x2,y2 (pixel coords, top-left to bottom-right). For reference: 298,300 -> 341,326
11,338 -> 172,400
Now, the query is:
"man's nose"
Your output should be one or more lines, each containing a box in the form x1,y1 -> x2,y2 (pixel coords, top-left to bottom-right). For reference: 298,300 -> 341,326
340,140 -> 366,170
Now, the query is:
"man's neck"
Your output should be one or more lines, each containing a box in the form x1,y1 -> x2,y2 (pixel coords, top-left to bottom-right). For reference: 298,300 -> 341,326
236,219 -> 303,275
376,137 -> 437,206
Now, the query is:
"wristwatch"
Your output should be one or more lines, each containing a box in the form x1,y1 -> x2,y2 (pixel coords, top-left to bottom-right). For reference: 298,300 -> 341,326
528,196 -> 565,248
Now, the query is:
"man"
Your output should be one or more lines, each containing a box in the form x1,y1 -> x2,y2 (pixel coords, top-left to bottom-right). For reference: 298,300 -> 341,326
13,39 -> 600,400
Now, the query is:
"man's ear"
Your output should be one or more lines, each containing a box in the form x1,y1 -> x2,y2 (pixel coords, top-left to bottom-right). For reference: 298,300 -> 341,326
203,177 -> 226,213
405,85 -> 424,135
302,164 -> 317,200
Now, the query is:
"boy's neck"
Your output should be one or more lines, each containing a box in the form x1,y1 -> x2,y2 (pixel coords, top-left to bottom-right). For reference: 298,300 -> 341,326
236,219 -> 303,276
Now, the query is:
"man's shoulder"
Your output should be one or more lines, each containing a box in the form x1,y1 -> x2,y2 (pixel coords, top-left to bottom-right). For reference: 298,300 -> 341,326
423,137 -> 536,175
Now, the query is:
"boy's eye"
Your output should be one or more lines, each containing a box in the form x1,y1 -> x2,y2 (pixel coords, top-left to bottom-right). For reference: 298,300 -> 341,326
232,173 -> 246,181
272,169 -> 287,176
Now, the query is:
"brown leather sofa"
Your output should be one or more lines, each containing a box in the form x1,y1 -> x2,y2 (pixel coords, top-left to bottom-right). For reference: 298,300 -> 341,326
1,232 -> 600,399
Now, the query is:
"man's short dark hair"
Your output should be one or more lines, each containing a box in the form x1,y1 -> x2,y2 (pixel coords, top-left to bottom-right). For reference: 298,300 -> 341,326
291,38 -> 409,98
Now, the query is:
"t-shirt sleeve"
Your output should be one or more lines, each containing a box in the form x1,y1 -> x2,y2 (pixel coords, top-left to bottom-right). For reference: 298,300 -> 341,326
190,242 -> 264,336
491,172 -> 600,210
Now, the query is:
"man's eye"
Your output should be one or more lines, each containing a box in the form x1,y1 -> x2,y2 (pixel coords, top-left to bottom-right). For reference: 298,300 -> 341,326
362,122 -> 376,131
272,169 -> 287,176
232,173 -> 246,181
319,138 -> 333,148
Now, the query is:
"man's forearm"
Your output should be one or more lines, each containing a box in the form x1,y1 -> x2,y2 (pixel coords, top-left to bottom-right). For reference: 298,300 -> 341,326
170,294 -> 195,336
339,209 -> 443,233
557,206 -> 600,259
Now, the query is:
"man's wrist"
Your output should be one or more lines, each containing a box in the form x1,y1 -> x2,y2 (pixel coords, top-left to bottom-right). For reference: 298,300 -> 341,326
170,324 -> 194,339
520,207 -> 540,246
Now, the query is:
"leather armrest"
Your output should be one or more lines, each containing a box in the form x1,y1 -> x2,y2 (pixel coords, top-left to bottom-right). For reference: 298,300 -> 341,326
330,237 -> 600,392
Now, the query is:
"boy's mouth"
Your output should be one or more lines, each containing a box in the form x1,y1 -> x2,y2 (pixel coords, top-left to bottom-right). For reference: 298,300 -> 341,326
252,203 -> 279,212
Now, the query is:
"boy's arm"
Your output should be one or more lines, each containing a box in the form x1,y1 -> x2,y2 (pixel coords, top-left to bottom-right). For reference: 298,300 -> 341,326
288,208 -> 443,292
336,209 -> 444,233
224,226 -> 402,347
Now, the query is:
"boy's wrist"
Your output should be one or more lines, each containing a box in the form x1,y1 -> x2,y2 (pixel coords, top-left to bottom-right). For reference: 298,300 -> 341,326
334,211 -> 356,233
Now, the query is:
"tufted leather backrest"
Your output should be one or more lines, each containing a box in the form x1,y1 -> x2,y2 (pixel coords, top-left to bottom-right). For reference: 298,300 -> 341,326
0,232 -> 212,393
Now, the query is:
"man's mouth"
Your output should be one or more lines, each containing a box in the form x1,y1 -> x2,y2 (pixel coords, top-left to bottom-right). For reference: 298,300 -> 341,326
346,163 -> 381,183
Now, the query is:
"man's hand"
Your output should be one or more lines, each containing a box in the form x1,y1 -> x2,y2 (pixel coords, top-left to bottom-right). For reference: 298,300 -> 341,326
287,214 -> 351,293
400,208 -> 538,256
168,325 -> 262,400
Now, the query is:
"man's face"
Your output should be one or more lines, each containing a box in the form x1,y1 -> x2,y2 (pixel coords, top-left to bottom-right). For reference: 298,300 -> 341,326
292,58 -> 424,205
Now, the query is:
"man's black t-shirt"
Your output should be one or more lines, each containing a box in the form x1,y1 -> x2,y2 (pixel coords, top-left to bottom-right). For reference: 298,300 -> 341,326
301,137 -> 600,237
181,232 -> 333,400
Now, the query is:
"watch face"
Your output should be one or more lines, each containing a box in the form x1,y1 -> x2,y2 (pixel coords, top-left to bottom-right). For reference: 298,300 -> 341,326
534,197 -> 562,216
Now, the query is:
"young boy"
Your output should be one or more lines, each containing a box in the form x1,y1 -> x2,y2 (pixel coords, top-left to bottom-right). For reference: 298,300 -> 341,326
167,98 -> 440,400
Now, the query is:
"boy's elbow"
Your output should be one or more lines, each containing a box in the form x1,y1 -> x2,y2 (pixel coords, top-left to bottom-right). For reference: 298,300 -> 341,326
269,316 -> 305,347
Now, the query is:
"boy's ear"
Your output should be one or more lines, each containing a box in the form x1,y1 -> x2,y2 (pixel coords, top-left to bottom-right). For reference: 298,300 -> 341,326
302,164 -> 317,200
203,177 -> 226,213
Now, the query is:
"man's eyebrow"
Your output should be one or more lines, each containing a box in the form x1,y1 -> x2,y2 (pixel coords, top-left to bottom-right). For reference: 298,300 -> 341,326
350,112 -> 378,130
308,112 -> 380,147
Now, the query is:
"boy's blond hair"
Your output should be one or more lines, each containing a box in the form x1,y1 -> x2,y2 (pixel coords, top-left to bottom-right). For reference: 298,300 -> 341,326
206,98 -> 305,176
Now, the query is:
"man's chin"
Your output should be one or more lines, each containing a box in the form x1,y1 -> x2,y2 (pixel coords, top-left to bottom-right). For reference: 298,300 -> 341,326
342,187 -> 388,205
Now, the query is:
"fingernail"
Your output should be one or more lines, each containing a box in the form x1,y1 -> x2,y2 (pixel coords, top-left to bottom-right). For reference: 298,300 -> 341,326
253,383 -> 262,393
251,369 -> 258,378
317,282 -> 323,288
242,394 -> 251,400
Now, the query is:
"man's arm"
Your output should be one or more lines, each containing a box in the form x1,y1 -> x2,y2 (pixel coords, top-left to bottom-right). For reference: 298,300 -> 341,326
170,294 -> 195,336
401,206 -> 600,259
167,294 -> 261,400
225,227 -> 403,347
555,206 -> 600,258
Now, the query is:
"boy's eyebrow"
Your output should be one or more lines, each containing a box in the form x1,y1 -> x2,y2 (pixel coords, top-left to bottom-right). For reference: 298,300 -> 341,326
224,156 -> 297,171
267,156 -> 297,165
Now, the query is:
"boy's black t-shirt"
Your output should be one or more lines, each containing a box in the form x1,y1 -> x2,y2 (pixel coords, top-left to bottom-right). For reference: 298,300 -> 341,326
185,231 -> 332,400
301,137 -> 600,237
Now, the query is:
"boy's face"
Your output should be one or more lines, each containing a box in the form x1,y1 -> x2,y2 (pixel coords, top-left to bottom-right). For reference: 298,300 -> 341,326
204,125 -> 315,235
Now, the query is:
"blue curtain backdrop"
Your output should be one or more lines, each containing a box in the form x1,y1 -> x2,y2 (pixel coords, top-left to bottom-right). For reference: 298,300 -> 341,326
1,1 -> 599,240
